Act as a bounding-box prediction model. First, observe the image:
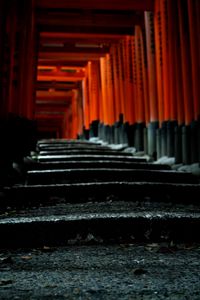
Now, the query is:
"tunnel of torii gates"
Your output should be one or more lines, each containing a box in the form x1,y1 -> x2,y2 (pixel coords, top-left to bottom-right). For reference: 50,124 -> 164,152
0,0 -> 200,165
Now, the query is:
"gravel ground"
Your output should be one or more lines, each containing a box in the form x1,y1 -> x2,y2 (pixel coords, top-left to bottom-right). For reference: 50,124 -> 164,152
0,244 -> 200,299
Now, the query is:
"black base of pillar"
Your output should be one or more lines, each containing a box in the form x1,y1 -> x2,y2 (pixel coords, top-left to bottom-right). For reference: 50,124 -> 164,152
143,127 -> 148,155
156,128 -> 162,159
114,122 -> 120,144
134,123 -> 145,151
182,125 -> 191,165
190,121 -> 199,163
127,124 -> 135,147
167,121 -> 177,157
89,120 -> 99,139
161,121 -> 168,156
174,125 -> 182,164
83,128 -> 90,140
147,121 -> 159,158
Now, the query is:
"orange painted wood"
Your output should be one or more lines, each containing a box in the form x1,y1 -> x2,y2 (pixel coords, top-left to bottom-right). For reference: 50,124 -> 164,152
105,53 -> 115,125
144,11 -> 158,122
88,61 -> 98,122
100,57 -> 109,125
118,41 -> 126,119
127,36 -> 135,124
140,27 -> 149,124
82,76 -> 90,130
160,0 -> 170,121
135,26 -> 145,123
167,0 -> 177,121
110,45 -> 121,122
154,0 -> 164,125
177,0 -> 193,125
131,36 -> 138,124
187,0 -> 200,121
128,36 -> 136,124
71,90 -> 78,139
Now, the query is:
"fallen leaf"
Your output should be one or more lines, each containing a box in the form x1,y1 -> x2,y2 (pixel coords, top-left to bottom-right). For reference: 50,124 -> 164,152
21,256 -> 32,260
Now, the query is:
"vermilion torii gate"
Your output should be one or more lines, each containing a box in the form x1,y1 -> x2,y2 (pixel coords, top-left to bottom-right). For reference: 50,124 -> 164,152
0,0 -> 199,164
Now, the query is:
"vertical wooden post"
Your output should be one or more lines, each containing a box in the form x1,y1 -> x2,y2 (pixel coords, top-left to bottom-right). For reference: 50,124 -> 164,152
105,53 -> 115,125
167,0 -> 177,121
177,0 -> 193,125
144,11 -> 158,123
110,44 -> 121,122
135,26 -> 145,123
82,74 -> 90,130
18,0 -> 37,119
0,0 -> 8,116
118,41 -> 126,119
187,0 -> 200,121
154,0 -> 164,125
100,56 -> 108,125
160,0 -> 170,121
7,1 -> 17,113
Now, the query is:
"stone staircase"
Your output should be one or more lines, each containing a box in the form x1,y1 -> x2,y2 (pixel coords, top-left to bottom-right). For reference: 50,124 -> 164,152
0,139 -> 200,299
0,139 -> 200,248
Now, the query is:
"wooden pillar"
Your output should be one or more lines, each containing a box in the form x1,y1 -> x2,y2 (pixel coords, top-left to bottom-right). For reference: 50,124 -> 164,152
0,1 -> 7,116
82,75 -> 90,130
105,53 -> 115,125
167,0 -> 178,121
100,57 -> 109,125
177,0 -> 193,125
144,11 -> 158,123
132,36 -> 138,124
71,89 -> 78,139
154,0 -> 164,125
160,0 -> 170,121
88,61 -> 100,122
118,41 -> 126,120
18,0 -> 37,119
187,0 -> 200,121
135,26 -> 149,124
6,1 -> 17,113
110,44 -> 121,122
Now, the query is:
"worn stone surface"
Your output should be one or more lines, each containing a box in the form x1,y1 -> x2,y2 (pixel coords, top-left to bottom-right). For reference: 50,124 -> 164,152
1,244 -> 200,299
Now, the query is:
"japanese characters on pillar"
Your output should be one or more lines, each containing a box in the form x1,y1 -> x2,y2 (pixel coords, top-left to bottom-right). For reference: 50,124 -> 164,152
144,11 -> 158,123
128,36 -> 136,125
132,35 -> 138,124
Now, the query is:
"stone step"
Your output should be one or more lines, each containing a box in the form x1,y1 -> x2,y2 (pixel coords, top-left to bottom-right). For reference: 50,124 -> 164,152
3,182 -> 200,208
26,168 -> 198,185
38,149 -> 134,156
1,201 -> 200,248
26,160 -> 172,171
37,154 -> 147,163
37,144 -> 114,151
37,139 -> 102,147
